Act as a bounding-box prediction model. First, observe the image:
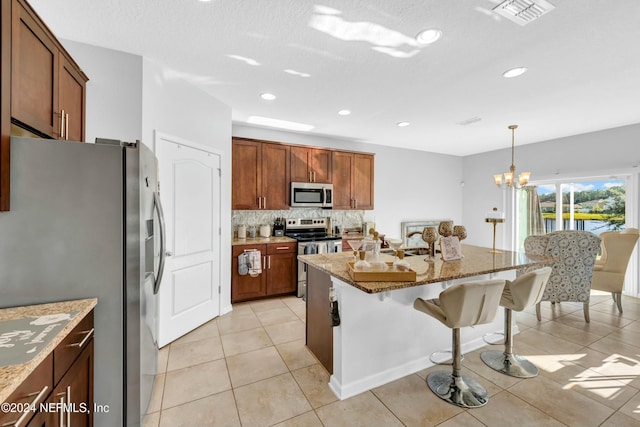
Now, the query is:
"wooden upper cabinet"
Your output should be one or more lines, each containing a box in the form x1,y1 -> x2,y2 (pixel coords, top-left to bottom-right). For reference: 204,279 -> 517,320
291,146 -> 332,183
331,151 -> 375,210
232,138 -> 262,210
10,0 -> 87,141
11,0 -> 57,137
353,153 -> 374,210
261,142 -> 290,210
59,54 -> 86,142
232,138 -> 290,210
331,151 -> 354,210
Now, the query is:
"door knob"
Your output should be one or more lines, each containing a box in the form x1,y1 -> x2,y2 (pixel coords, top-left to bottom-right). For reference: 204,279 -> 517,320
166,251 -> 174,256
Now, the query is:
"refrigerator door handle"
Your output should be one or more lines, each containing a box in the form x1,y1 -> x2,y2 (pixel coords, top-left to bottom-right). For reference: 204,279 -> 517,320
153,192 -> 167,295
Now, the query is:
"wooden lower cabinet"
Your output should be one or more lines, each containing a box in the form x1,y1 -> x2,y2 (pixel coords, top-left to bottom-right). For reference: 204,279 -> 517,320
0,310 -> 94,427
306,266 -> 333,373
232,242 -> 297,302
51,339 -> 94,427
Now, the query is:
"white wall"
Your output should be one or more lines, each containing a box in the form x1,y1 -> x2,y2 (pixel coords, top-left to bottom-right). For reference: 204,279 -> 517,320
59,42 -> 234,315
61,40 -> 142,143
462,123 -> 640,247
142,58 -> 233,313
463,123 -> 640,295
233,124 -> 464,240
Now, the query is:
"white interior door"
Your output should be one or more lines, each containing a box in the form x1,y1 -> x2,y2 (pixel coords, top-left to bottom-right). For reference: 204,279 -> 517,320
155,133 -> 221,347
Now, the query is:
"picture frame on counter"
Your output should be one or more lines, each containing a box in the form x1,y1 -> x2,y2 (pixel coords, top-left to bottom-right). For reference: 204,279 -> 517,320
440,236 -> 462,261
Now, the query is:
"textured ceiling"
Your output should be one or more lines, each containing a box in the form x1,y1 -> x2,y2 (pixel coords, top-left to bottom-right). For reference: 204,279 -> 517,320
28,0 -> 640,155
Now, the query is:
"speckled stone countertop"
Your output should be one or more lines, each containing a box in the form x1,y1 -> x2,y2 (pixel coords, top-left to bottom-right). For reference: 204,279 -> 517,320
0,298 -> 97,402
298,244 -> 553,293
232,236 -> 296,246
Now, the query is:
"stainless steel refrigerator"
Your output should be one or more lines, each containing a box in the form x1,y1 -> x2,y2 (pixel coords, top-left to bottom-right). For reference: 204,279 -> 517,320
0,136 -> 166,427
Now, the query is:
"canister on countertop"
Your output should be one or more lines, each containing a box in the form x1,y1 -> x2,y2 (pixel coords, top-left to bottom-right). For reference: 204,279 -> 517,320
237,224 -> 246,239
259,224 -> 271,238
248,225 -> 257,238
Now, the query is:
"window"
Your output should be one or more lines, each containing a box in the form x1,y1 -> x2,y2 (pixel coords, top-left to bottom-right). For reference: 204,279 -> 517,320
537,178 -> 627,236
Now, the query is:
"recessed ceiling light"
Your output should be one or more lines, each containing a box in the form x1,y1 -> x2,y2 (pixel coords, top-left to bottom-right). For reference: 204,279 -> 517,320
415,29 -> 442,45
397,121 -> 410,127
247,116 -> 314,132
284,69 -> 311,78
338,109 -> 351,116
260,93 -> 276,101
502,67 -> 528,78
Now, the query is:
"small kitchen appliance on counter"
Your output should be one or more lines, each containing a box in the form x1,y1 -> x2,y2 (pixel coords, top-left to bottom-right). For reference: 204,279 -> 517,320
285,218 -> 343,299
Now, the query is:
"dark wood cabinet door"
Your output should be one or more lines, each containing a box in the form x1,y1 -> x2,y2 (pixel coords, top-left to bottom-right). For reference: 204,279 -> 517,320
261,143 -> 290,210
311,149 -> 332,183
52,339 -> 94,427
306,266 -> 333,373
290,145 -> 311,182
11,0 -> 58,137
331,151 -> 353,209
291,146 -> 331,183
25,402 -> 54,427
232,244 -> 267,302
232,139 -> 262,210
266,251 -> 297,295
59,54 -> 86,142
353,153 -> 374,210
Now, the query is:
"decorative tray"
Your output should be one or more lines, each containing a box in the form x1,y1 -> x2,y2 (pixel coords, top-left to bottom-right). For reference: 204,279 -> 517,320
347,262 -> 417,282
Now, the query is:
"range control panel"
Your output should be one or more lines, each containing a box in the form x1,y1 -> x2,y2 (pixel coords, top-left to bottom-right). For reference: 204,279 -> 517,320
286,218 -> 327,229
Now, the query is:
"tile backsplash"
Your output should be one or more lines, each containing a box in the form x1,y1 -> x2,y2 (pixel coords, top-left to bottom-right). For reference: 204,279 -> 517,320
232,209 -> 366,231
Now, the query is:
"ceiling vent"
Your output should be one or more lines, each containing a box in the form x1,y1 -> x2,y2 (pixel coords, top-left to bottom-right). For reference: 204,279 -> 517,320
493,0 -> 555,26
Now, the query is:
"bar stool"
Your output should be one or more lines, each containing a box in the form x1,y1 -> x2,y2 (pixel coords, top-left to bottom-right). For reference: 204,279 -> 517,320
414,279 -> 505,408
480,267 -> 552,378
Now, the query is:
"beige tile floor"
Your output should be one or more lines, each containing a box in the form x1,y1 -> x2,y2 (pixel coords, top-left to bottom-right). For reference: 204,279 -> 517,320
143,292 -> 640,427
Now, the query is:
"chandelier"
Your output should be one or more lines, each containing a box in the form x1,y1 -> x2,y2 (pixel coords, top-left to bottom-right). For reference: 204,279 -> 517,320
493,124 -> 530,188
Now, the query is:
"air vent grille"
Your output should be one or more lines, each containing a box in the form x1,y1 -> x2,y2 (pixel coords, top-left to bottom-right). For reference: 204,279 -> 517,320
493,0 -> 555,26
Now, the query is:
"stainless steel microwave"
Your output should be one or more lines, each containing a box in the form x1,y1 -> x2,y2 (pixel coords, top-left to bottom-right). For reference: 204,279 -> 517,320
290,182 -> 333,208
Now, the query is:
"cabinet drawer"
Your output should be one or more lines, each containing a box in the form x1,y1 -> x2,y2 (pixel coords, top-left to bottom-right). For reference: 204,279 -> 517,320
232,244 -> 267,258
0,353 -> 53,426
267,242 -> 297,254
53,310 -> 94,384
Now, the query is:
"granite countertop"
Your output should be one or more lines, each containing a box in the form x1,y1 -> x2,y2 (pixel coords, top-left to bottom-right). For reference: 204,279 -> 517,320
0,298 -> 97,403
298,244 -> 553,294
232,236 -> 296,246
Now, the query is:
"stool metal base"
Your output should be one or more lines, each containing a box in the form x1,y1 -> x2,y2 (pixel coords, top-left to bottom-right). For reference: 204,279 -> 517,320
480,350 -> 539,378
426,371 -> 488,408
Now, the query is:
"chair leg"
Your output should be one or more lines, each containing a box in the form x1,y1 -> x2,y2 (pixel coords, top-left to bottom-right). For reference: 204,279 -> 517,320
427,328 -> 488,408
481,308 -> 539,378
611,293 -> 616,302
615,292 -> 623,313
583,301 -> 590,323
536,302 -> 541,321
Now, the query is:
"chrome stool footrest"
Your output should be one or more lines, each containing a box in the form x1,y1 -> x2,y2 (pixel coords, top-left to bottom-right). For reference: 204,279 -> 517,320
480,350 -> 539,378
429,350 -> 463,366
427,371 -> 488,408
482,331 -> 504,345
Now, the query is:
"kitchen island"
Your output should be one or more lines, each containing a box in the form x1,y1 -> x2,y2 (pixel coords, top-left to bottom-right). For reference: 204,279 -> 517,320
299,245 -> 551,400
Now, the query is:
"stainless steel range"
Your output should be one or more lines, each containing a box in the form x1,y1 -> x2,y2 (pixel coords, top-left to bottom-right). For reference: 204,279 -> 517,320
285,218 -> 342,298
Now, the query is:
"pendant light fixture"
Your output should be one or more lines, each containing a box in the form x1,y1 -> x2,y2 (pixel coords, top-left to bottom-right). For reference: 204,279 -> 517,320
493,125 -> 531,188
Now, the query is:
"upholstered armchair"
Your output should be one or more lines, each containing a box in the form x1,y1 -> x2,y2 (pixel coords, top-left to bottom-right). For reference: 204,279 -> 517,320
591,228 -> 639,313
524,230 -> 601,322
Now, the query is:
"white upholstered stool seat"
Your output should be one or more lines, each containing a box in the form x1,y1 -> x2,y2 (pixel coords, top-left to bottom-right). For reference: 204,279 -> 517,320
480,267 -> 552,378
414,279 -> 505,408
